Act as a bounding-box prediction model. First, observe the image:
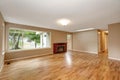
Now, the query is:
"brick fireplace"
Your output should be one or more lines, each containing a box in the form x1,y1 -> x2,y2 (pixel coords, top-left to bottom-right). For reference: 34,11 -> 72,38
53,43 -> 67,54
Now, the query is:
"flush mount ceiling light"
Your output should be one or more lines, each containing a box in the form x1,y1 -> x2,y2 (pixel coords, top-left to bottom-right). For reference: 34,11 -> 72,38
57,19 -> 70,26
105,30 -> 108,33
76,28 -> 95,32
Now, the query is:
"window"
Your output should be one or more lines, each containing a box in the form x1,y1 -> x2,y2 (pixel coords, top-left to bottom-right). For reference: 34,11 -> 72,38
8,28 -> 51,51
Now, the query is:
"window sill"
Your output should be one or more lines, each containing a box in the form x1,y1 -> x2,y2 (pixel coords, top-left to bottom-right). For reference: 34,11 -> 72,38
6,47 -> 51,53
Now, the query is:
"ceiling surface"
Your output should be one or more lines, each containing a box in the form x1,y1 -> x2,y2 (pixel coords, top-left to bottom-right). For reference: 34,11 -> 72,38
0,0 -> 120,32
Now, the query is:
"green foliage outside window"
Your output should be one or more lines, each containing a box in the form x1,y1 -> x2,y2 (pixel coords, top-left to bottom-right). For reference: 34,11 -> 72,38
9,28 -> 50,50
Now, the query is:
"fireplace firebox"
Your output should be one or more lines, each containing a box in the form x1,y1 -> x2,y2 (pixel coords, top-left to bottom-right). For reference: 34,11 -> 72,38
53,43 -> 67,54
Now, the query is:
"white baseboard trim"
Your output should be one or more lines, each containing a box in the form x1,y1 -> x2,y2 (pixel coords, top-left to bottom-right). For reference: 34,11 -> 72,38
0,52 -> 5,72
0,62 -> 4,72
72,49 -> 97,54
109,57 -> 120,61
67,49 -> 73,51
5,53 -> 53,62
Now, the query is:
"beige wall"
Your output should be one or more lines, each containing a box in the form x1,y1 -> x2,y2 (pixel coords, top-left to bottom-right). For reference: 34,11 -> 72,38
5,22 -> 69,61
108,23 -> 120,60
0,12 -> 5,71
72,30 -> 98,54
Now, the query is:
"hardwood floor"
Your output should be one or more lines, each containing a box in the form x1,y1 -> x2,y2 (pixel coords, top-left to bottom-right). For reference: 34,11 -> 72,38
0,51 -> 120,80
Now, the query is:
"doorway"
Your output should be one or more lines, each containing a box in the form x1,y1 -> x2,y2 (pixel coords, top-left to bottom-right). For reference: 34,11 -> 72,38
98,30 -> 108,53
67,34 -> 72,50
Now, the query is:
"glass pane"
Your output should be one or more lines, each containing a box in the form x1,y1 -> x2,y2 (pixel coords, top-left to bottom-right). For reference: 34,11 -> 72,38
9,29 -> 23,50
42,32 -> 50,48
8,28 -> 51,51
23,30 -> 41,49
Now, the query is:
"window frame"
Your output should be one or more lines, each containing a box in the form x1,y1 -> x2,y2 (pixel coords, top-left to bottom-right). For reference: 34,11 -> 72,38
7,27 -> 51,52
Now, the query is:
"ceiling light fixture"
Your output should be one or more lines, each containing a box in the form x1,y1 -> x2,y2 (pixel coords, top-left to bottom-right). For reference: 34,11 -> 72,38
57,19 -> 70,26
76,28 -> 95,32
105,30 -> 108,33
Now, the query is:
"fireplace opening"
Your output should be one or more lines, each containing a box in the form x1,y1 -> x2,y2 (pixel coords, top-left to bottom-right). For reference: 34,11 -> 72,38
57,46 -> 64,52
53,43 -> 67,53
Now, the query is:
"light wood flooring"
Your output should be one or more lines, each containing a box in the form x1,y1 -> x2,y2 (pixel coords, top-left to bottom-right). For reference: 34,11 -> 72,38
0,51 -> 120,80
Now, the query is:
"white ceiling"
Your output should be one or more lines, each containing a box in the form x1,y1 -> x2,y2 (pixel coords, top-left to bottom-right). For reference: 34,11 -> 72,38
0,0 -> 120,32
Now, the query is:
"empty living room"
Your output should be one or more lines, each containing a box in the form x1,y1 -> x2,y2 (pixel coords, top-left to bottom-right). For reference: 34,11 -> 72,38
0,0 -> 120,80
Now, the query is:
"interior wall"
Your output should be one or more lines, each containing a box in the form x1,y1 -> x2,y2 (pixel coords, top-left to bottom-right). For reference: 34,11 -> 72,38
5,22 -> 69,61
108,23 -> 120,60
72,30 -> 98,54
0,12 -> 5,71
